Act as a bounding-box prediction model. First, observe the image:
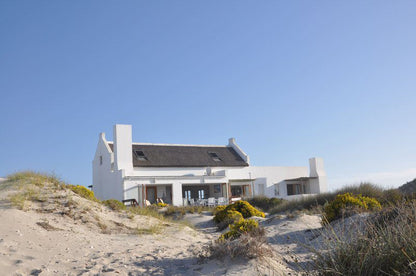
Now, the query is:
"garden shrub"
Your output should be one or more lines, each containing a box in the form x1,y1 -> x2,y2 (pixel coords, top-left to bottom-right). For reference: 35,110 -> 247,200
323,193 -> 381,223
103,199 -> 126,211
157,202 -> 168,207
67,185 -> 98,202
220,218 -> 259,240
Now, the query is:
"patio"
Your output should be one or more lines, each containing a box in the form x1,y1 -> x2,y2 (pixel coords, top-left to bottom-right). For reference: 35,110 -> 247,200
182,183 -> 229,206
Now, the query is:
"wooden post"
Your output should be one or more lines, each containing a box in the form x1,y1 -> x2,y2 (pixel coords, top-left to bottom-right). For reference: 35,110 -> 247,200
142,184 -> 145,206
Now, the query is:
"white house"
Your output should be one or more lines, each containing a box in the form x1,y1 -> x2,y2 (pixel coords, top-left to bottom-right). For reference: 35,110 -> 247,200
92,124 -> 327,206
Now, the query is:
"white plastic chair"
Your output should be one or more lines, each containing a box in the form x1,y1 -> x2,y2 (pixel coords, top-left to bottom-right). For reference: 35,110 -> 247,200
207,197 -> 216,207
217,197 -> 227,206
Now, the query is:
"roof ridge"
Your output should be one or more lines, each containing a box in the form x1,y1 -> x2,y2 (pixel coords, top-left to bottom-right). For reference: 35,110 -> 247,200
108,141 -> 228,148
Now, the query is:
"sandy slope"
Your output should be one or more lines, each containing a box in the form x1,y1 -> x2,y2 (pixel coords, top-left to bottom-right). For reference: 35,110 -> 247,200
0,207 -> 212,275
263,214 -> 322,271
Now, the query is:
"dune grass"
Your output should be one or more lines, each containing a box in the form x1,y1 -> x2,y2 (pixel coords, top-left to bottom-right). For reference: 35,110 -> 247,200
311,201 -> 416,275
6,171 -> 64,188
135,223 -> 164,235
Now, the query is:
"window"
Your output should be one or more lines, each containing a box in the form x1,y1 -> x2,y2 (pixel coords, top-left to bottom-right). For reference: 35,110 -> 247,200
99,156 -> 103,165
231,186 -> 242,197
287,183 -> 305,196
134,150 -> 148,161
184,190 -> 191,200
208,152 -> 221,162
198,190 -> 205,199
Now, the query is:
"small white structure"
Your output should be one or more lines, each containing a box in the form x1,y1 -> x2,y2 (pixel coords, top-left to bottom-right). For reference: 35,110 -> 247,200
93,124 -> 327,206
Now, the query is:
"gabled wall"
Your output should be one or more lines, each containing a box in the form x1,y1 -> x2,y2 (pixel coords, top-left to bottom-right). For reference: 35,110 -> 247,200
92,132 -> 124,201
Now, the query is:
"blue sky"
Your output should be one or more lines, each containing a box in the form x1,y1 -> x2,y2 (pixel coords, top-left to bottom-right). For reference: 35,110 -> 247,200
1,1 -> 415,190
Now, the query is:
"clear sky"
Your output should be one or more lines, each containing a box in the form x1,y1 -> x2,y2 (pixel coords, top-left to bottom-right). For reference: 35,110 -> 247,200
1,1 -> 415,190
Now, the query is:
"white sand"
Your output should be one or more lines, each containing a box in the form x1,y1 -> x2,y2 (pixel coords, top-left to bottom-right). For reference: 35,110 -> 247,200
262,214 -> 323,271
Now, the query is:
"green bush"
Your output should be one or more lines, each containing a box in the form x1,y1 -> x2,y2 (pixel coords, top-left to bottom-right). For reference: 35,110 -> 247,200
103,199 -> 126,211
323,193 -> 381,223
247,196 -> 283,212
67,185 -> 98,202
214,200 -> 265,225
220,219 -> 259,240
157,202 -> 168,207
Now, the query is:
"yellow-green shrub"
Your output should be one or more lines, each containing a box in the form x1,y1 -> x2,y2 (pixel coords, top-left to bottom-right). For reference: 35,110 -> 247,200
323,193 -> 381,223
214,200 -> 265,224
67,185 -> 98,202
157,202 -> 168,207
220,219 -> 259,240
230,200 -> 265,218
103,199 -> 126,211
214,205 -> 226,215
216,210 -> 244,230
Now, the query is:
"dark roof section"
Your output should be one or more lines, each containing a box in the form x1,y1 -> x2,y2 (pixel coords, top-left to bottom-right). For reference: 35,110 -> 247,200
108,143 -> 248,167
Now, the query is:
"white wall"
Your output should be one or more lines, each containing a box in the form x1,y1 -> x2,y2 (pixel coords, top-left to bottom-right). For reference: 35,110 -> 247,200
248,166 -> 309,198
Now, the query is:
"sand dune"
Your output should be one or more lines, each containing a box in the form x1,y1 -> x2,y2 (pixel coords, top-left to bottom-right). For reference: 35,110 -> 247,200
0,177 -> 300,275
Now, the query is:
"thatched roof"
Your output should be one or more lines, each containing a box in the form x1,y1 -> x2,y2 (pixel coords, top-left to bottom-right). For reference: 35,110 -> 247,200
108,143 -> 248,167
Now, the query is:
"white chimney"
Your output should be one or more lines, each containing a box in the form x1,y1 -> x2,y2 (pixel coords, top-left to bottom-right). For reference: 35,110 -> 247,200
309,157 -> 327,193
309,157 -> 325,177
114,124 -> 133,172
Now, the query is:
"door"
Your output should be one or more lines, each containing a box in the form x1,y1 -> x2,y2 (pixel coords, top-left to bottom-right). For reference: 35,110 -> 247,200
165,186 -> 172,204
146,187 -> 157,204
258,184 -> 265,196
